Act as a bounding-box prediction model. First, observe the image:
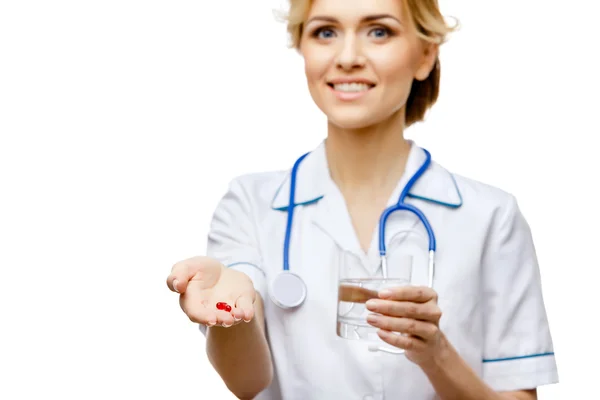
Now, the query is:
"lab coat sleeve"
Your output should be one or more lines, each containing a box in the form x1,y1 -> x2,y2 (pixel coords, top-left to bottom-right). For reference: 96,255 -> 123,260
480,195 -> 558,391
205,177 -> 267,301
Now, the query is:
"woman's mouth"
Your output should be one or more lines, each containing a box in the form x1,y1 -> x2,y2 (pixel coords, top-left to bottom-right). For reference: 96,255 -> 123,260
327,81 -> 376,101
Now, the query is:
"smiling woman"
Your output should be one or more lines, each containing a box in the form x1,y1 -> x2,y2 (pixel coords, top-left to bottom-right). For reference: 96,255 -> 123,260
283,0 -> 457,128
168,0 -> 558,399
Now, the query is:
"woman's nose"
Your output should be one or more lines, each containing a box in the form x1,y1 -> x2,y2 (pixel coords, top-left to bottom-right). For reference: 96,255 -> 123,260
335,36 -> 366,71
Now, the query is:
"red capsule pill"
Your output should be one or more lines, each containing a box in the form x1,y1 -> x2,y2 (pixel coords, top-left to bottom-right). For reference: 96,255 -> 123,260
216,302 -> 226,310
224,304 -> 232,312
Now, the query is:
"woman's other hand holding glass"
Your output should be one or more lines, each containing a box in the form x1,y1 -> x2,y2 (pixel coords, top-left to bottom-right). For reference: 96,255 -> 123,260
365,286 -> 446,366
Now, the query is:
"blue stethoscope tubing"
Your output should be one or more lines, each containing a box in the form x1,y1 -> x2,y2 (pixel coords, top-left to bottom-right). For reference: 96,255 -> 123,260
282,152 -> 310,273
269,148 -> 437,311
378,148 -> 436,288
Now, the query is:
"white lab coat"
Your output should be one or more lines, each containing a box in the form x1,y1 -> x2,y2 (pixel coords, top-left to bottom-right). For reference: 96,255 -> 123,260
201,141 -> 558,399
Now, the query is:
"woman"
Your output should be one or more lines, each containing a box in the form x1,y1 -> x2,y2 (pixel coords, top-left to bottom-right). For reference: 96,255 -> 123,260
166,0 -> 558,398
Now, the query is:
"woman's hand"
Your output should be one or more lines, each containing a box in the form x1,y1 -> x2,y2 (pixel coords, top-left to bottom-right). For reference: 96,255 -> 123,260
365,286 -> 446,366
166,256 -> 256,328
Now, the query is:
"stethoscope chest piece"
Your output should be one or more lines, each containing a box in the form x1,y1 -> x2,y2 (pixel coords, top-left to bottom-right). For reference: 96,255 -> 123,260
269,271 -> 307,309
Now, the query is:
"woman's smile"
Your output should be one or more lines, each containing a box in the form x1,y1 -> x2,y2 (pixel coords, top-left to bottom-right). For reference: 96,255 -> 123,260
326,77 -> 376,101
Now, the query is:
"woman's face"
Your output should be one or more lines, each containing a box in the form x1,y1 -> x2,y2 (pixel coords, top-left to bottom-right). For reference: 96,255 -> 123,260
299,0 -> 437,130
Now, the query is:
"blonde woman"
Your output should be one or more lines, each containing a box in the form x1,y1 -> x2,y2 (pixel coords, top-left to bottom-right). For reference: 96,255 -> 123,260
167,0 -> 558,398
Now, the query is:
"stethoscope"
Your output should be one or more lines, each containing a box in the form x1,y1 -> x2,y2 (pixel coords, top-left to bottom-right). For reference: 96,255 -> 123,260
268,148 -> 437,316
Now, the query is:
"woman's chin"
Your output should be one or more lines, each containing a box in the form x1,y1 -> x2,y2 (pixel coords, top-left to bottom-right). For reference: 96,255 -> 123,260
326,110 -> 382,131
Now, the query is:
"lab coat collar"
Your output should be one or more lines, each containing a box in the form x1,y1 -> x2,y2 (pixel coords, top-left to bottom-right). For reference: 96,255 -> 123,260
270,140 -> 463,211
270,141 -> 328,211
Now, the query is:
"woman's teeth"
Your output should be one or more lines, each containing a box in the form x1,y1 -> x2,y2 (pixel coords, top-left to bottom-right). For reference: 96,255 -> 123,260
332,83 -> 372,92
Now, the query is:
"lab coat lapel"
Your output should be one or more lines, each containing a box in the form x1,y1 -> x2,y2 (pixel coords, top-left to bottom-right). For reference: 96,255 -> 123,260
312,180 -> 363,259
270,141 -> 364,259
270,144 -> 327,211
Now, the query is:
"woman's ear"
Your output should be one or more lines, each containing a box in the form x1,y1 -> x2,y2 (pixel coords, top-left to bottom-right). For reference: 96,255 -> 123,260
414,42 -> 439,81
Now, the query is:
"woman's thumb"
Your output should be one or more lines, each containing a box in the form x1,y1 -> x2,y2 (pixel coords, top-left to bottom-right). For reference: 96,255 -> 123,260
167,256 -> 221,294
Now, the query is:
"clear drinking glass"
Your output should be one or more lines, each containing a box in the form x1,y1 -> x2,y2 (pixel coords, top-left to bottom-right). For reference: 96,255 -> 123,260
336,248 -> 413,349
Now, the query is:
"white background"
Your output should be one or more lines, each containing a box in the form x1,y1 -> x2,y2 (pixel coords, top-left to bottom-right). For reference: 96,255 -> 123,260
1,0 -> 598,398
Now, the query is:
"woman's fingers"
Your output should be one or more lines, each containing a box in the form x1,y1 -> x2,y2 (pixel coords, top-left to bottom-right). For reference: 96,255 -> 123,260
180,296 -> 238,327
179,286 -> 250,328
377,329 -> 427,352
167,263 -> 200,294
379,286 -> 437,303
365,299 -> 442,323
215,309 -> 236,327
366,315 -> 439,340
235,295 -> 255,323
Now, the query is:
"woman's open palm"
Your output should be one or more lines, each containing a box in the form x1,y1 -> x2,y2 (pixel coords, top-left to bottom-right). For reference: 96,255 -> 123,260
167,256 -> 256,327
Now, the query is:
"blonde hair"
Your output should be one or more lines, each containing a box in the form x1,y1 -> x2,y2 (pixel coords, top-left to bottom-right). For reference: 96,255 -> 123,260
279,0 -> 459,127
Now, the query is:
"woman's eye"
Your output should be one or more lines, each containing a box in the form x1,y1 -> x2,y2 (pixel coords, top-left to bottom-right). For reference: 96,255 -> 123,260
314,27 -> 335,39
370,27 -> 391,38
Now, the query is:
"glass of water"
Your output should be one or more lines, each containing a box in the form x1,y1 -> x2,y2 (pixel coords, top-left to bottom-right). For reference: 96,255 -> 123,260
336,250 -> 413,349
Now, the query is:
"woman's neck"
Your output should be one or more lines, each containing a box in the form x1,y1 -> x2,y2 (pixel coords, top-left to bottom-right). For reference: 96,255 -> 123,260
325,112 -> 411,193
